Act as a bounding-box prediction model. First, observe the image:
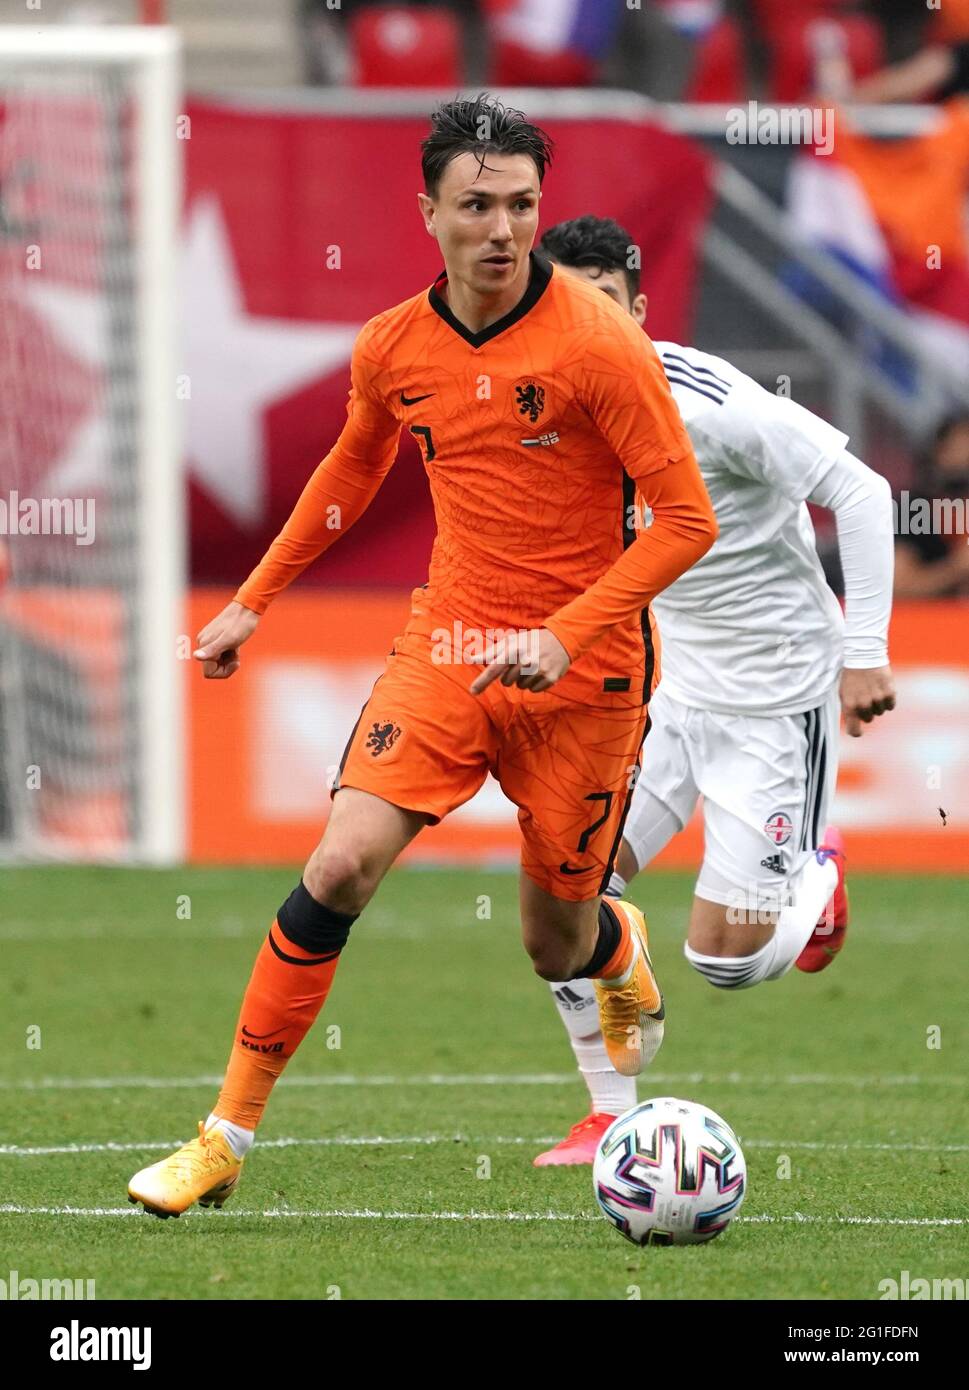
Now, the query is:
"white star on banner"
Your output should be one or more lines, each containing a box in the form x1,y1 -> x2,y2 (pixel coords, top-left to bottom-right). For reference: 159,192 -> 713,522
15,195 -> 360,524
12,280 -> 110,497
181,194 -> 360,527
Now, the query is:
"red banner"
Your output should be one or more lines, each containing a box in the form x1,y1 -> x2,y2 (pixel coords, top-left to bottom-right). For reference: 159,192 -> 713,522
183,101 -> 713,588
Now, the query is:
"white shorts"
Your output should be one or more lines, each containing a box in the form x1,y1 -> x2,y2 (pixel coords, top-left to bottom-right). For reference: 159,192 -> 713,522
628,685 -> 840,910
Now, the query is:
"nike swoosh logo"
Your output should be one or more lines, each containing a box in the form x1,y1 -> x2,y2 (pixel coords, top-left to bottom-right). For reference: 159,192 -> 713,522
241,1025 -> 284,1039
401,391 -> 434,406
559,862 -> 597,876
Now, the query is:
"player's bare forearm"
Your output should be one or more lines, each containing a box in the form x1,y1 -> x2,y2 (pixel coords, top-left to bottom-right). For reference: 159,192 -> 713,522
193,599 -> 260,680
840,664 -> 896,737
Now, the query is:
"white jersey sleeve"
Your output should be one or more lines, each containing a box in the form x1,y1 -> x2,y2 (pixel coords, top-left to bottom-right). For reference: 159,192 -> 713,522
650,342 -> 850,716
656,345 -> 849,502
808,449 -> 893,669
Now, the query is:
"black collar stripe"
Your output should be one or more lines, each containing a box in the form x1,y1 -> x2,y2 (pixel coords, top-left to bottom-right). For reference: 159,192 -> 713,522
427,251 -> 552,348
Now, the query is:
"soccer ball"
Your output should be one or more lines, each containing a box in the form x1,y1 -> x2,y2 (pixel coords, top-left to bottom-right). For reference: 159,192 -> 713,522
593,1096 -> 746,1246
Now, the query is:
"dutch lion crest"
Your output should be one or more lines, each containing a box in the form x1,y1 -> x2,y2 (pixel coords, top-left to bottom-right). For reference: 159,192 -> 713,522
514,379 -> 546,425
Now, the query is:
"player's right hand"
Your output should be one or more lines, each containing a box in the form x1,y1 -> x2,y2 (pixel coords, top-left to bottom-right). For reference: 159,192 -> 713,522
469,627 -> 571,695
839,663 -> 896,737
193,600 -> 260,679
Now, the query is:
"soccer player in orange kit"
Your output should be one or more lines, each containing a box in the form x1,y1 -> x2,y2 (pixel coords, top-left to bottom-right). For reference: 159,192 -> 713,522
128,95 -> 717,1216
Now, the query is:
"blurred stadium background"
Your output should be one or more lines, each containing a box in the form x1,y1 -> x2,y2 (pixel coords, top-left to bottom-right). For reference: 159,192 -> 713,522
2,0 -> 968,876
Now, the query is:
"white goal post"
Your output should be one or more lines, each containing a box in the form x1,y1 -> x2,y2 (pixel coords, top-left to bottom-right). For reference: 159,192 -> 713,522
0,26 -> 184,863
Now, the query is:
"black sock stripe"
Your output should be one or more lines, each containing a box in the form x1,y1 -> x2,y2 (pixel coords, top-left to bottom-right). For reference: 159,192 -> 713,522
276,881 -> 356,954
268,928 -> 340,967
572,898 -> 623,979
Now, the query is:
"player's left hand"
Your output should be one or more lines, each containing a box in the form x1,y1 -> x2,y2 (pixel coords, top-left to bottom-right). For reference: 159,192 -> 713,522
840,664 -> 896,737
469,628 -> 571,695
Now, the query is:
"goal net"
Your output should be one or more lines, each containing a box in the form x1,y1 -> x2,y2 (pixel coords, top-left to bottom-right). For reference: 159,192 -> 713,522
0,26 -> 183,863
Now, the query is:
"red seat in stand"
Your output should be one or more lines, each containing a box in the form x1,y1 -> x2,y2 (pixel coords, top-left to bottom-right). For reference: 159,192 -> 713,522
349,6 -> 461,87
685,17 -> 746,103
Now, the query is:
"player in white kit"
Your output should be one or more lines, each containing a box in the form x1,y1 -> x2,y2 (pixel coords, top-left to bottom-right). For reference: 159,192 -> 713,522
534,217 -> 897,1164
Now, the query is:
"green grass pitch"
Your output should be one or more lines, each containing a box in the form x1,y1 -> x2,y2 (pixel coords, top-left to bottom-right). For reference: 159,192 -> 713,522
1,866 -> 966,1301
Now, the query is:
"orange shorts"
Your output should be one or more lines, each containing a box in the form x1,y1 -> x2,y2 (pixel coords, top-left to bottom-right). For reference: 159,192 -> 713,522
335,624 -> 649,901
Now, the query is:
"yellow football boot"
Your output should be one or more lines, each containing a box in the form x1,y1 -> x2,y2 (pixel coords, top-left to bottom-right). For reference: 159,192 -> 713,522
593,899 -> 666,1077
127,1121 -> 243,1218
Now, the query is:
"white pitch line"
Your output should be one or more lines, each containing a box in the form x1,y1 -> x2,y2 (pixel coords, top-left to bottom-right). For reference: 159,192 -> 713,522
1,1071 -> 966,1091
743,1138 -> 969,1153
0,1073 -> 570,1091
0,1204 -> 588,1221
741,1214 -> 969,1227
0,1135 -> 487,1157
2,1135 -> 968,1158
0,1204 -> 965,1227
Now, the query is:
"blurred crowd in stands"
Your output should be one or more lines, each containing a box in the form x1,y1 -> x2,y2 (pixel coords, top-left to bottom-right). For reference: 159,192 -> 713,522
299,1 -> 969,598
894,414 -> 969,599
300,0 -> 969,103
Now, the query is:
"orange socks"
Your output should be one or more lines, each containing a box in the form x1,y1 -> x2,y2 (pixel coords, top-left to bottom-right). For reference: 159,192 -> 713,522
214,885 -> 356,1132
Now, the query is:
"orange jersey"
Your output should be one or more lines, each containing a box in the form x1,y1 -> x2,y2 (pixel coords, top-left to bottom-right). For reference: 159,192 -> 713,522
236,253 -> 716,702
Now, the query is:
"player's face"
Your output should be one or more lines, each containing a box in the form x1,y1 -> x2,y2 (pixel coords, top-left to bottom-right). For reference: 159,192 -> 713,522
551,262 -> 648,326
418,151 -> 540,295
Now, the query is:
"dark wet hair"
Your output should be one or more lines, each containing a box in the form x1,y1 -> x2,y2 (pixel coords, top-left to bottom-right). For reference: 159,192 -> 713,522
421,93 -> 553,198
